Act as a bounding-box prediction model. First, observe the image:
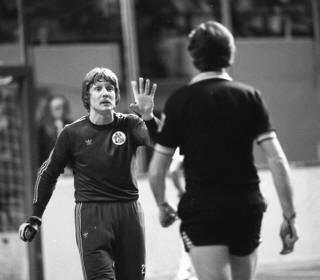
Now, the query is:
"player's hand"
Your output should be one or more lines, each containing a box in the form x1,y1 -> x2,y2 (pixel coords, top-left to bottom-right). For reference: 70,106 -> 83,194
130,77 -> 157,120
159,202 -> 177,227
279,214 -> 298,255
19,216 -> 42,242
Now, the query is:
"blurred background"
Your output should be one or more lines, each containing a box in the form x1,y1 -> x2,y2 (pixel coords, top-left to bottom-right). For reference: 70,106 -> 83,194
0,0 -> 320,279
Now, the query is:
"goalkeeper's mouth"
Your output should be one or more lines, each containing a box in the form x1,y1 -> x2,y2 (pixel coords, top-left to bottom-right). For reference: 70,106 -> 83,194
100,100 -> 112,106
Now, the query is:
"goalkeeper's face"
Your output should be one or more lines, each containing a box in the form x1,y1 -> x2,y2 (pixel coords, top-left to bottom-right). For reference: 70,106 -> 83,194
89,80 -> 117,113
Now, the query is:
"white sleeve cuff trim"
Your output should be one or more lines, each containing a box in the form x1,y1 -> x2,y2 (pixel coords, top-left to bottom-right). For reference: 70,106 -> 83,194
256,131 -> 277,144
154,144 -> 176,156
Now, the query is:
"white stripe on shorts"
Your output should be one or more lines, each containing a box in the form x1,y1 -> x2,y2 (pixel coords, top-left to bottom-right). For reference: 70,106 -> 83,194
181,231 -> 195,251
75,203 -> 88,280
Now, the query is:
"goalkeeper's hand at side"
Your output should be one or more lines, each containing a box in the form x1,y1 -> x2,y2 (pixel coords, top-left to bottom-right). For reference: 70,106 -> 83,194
19,216 -> 42,242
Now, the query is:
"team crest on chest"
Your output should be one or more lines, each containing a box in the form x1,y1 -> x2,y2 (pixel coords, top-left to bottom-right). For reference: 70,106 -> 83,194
112,131 -> 126,145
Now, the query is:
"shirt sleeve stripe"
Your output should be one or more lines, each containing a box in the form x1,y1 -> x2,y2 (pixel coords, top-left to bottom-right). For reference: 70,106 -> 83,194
33,149 -> 54,203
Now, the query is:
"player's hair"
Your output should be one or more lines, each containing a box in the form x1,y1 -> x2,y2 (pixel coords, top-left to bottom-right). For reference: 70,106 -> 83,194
81,67 -> 120,111
188,21 -> 236,71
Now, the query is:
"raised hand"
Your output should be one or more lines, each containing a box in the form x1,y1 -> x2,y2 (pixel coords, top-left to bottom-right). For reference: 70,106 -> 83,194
130,77 -> 157,120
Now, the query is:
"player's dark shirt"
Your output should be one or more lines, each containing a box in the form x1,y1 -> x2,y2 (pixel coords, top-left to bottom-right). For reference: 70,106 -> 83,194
37,118 -> 72,167
33,113 -> 158,218
157,72 -> 273,195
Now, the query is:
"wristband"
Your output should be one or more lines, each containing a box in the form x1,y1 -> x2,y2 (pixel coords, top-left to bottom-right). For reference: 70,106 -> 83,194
28,216 -> 42,226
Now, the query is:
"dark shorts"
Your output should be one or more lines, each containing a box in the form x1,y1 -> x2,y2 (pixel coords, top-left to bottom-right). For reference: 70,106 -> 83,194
75,201 -> 145,280
178,190 -> 267,256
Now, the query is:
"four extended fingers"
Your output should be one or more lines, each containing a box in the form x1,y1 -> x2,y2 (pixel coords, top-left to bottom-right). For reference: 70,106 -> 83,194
132,77 -> 157,97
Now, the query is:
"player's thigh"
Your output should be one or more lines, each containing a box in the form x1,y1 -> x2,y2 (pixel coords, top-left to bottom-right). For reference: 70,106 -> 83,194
75,202 -> 116,280
115,235 -> 145,280
81,250 -> 115,280
115,201 -> 146,280
230,249 -> 258,280
189,245 -> 232,280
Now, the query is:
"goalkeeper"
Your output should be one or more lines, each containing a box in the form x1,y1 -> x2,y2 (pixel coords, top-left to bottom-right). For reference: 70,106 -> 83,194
19,67 -> 159,280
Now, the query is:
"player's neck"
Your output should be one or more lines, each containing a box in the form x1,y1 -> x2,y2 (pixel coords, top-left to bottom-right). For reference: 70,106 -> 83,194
89,109 -> 114,125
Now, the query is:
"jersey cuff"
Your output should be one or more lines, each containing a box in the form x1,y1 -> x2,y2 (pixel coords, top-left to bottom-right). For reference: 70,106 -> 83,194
32,204 -> 46,219
256,131 -> 277,144
154,144 -> 176,156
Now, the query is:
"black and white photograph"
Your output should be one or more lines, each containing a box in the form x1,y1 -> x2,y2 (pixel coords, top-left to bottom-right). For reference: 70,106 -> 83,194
0,0 -> 319,280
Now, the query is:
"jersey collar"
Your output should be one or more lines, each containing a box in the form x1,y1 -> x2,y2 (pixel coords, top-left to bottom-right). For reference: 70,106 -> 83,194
189,71 -> 232,85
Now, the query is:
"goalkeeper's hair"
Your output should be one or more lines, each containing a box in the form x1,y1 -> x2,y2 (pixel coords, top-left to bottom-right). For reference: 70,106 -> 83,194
82,67 -> 120,111
188,21 -> 236,72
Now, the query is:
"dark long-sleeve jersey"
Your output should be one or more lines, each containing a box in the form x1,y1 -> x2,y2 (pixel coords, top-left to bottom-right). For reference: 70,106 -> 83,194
33,113 -> 159,218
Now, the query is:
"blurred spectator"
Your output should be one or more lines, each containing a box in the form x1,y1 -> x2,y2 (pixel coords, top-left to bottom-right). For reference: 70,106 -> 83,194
37,94 -> 72,166
0,0 -> 313,45
0,0 -> 121,44
267,5 -> 285,36
136,0 -> 221,78
231,0 -> 313,37
0,0 -> 18,43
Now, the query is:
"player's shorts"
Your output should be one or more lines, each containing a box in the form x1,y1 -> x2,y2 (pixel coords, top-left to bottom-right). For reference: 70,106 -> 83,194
178,189 -> 267,256
75,200 -> 146,280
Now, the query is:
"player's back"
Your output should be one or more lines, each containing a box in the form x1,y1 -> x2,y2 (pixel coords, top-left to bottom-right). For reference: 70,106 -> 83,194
169,78 -> 270,193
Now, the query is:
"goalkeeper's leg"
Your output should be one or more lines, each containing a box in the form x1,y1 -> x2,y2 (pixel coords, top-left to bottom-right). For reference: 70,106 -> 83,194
115,201 -> 146,280
75,202 -> 115,280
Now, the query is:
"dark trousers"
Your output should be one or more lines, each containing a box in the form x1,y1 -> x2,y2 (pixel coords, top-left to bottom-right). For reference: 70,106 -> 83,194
75,201 -> 146,280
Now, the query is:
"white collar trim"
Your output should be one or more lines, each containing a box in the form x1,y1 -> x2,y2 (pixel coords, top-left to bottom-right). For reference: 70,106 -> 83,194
189,71 -> 232,85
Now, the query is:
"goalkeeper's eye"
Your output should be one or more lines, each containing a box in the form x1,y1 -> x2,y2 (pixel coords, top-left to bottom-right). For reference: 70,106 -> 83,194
106,85 -> 115,92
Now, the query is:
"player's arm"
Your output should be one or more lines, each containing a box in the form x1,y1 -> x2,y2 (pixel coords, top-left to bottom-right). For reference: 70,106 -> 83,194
130,116 -> 160,147
129,77 -> 159,145
252,89 -> 298,254
19,127 -> 72,242
168,151 -> 185,197
149,91 -> 181,227
149,144 -> 177,227
143,116 -> 160,144
257,132 -> 298,254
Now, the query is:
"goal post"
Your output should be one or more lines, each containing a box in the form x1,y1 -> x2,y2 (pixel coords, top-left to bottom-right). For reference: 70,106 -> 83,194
0,65 -> 43,280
